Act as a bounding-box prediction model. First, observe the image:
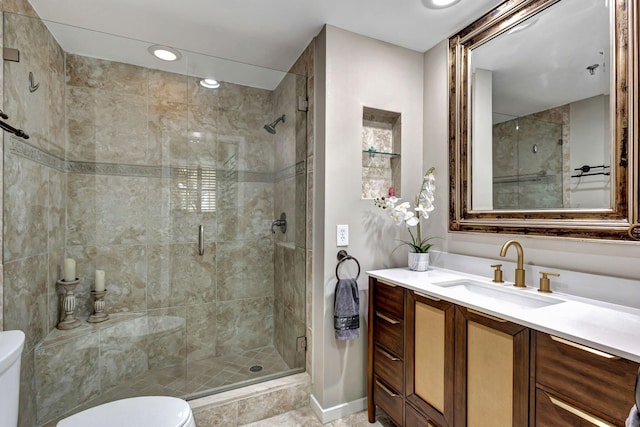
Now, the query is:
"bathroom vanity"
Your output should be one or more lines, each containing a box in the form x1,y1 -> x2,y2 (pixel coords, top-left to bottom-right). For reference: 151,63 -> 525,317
367,267 -> 640,427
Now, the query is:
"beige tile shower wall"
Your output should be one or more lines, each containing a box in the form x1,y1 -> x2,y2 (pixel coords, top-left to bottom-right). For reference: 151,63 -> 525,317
2,43 -> 280,424
23,55 -> 279,424
1,5 -> 67,427
64,54 -> 277,363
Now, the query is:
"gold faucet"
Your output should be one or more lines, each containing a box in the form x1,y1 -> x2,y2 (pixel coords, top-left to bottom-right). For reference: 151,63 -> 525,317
499,240 -> 526,288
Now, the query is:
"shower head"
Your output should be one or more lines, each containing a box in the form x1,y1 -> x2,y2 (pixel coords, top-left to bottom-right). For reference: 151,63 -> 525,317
264,114 -> 285,134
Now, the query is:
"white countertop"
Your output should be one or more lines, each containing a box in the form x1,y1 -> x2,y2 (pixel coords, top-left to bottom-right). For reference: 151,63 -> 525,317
367,267 -> 640,363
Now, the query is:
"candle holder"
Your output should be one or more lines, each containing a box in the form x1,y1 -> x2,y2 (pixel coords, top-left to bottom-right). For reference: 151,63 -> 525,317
56,278 -> 81,330
88,289 -> 109,323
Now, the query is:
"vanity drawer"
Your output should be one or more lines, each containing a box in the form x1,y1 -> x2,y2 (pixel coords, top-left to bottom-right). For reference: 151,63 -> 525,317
374,376 -> 403,426
534,388 -> 619,427
374,345 -> 403,393
405,403 -> 441,427
374,310 -> 404,356
374,280 -> 404,319
535,331 -> 639,423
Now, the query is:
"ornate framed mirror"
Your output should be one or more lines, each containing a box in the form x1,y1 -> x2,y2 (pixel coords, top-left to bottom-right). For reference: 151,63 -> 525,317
449,0 -> 638,240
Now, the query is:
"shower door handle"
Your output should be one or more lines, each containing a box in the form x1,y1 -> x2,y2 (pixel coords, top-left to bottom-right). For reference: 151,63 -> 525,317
198,225 -> 204,256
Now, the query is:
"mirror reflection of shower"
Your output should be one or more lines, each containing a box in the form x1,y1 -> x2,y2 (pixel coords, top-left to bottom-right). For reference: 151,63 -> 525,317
264,114 -> 285,134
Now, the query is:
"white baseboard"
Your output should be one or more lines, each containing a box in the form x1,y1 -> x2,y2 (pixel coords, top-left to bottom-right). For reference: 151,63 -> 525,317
309,394 -> 367,424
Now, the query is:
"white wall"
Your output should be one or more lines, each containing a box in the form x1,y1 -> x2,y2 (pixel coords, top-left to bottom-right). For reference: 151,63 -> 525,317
471,68 -> 493,210
423,40 -> 640,282
569,95 -> 611,208
312,25 -> 424,415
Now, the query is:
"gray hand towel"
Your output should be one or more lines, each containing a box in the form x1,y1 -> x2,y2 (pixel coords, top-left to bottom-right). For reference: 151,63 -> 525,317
627,405 -> 640,427
334,278 -> 359,340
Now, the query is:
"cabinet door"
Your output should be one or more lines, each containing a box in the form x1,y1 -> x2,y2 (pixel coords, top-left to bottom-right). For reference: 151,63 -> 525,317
406,291 -> 455,427
454,306 -> 529,427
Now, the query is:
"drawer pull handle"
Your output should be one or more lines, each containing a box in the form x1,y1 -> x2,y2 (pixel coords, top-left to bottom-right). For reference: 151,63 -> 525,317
545,392 -> 616,427
550,335 -> 620,360
376,311 -> 400,325
377,347 -> 400,361
375,380 -> 399,397
379,281 -> 397,288
415,291 -> 440,301
467,308 -> 507,323
427,422 -> 438,427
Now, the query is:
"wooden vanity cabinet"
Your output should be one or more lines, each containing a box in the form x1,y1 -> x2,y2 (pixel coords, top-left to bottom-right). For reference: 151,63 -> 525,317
369,278 -> 530,427
532,331 -> 639,426
368,276 -> 640,427
454,306 -> 530,427
405,291 -> 455,427
368,277 -> 406,425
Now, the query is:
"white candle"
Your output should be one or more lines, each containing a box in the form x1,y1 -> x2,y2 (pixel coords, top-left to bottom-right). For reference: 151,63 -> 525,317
95,270 -> 106,292
64,258 -> 76,281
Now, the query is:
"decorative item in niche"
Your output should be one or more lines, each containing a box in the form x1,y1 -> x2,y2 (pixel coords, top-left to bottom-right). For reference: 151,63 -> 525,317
361,107 -> 401,199
374,167 -> 436,271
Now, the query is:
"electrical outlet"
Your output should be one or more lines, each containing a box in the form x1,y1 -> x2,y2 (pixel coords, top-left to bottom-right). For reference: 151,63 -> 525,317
336,224 -> 349,246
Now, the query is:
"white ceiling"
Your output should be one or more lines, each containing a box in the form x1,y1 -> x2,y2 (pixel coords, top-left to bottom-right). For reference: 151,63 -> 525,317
28,0 -> 504,81
473,0 -> 610,118
24,0 -> 610,115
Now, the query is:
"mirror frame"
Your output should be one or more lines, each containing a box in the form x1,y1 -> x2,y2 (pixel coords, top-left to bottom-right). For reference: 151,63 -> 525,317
449,0 -> 638,240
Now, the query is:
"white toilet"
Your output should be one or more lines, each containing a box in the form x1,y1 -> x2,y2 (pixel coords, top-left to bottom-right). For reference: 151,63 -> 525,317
56,396 -> 196,427
0,329 -> 26,427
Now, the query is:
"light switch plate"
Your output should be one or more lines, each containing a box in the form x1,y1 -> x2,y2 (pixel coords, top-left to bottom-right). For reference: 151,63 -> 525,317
336,224 -> 349,246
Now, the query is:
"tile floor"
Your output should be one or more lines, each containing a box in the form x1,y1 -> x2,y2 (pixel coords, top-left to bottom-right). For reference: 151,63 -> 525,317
240,406 -> 396,427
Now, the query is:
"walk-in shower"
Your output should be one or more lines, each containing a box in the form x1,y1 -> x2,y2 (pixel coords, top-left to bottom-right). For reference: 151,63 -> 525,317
2,11 -> 307,426
264,114 -> 286,134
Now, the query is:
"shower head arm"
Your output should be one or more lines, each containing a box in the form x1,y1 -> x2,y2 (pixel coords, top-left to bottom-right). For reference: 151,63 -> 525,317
264,114 -> 286,134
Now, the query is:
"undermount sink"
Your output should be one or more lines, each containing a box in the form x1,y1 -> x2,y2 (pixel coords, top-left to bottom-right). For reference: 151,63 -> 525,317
432,279 -> 564,310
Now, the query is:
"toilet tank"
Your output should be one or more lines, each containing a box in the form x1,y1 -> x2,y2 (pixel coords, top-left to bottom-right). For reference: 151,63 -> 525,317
0,330 -> 25,427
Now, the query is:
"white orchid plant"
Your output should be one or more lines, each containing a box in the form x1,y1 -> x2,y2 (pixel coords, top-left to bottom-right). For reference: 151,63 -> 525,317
374,167 -> 436,253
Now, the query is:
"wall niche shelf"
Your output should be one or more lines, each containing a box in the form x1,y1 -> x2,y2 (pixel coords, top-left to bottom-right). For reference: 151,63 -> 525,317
362,107 -> 402,199
362,148 -> 401,158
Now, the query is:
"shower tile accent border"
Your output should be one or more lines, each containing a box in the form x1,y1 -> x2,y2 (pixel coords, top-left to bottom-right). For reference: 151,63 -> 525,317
67,160 -> 166,178
8,136 -> 298,183
8,136 -> 66,172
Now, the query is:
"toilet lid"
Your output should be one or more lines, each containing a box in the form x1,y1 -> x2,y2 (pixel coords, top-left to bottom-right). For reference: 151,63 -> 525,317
57,396 -> 194,427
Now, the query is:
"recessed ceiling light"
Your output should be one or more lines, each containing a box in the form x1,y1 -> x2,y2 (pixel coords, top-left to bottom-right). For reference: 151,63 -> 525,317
148,45 -> 182,62
200,78 -> 220,89
422,0 -> 462,9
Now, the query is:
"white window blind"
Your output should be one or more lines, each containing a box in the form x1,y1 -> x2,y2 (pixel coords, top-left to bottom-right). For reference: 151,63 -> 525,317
176,167 -> 216,212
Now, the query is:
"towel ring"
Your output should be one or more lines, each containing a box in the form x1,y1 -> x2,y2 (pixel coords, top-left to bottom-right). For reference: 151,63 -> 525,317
336,250 -> 360,280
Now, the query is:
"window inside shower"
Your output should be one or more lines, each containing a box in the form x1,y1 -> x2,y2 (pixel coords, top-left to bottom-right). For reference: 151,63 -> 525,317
2,11 -> 307,426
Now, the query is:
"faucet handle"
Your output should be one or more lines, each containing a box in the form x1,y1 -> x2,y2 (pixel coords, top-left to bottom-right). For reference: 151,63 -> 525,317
539,271 -> 560,293
491,264 -> 504,283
